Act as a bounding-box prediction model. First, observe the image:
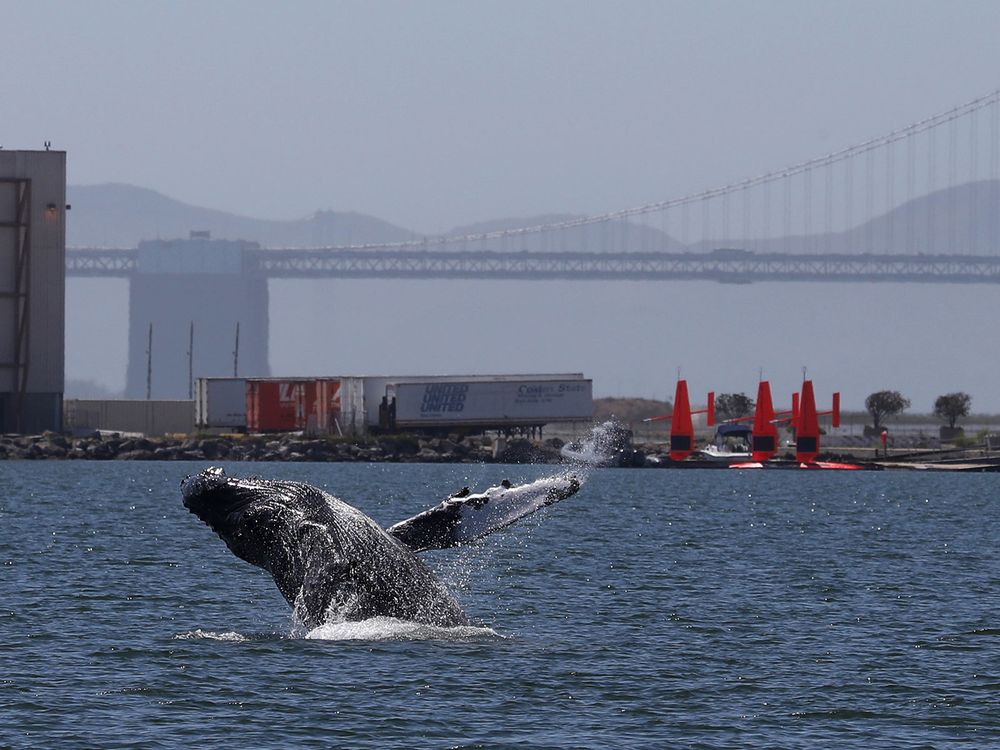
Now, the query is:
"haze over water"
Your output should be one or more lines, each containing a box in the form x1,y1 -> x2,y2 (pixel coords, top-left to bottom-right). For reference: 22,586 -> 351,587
3,461 -> 998,748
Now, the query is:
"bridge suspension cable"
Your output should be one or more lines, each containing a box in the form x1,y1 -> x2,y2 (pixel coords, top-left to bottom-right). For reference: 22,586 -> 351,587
67,86 -> 1000,263
298,87 -> 1000,252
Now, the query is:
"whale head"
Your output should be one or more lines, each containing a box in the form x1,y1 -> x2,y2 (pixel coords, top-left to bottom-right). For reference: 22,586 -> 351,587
182,467 -> 253,525
181,467 -> 294,569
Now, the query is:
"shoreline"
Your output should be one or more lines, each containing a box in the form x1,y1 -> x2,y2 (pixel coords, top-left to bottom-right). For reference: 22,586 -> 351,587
3,431 -> 1000,471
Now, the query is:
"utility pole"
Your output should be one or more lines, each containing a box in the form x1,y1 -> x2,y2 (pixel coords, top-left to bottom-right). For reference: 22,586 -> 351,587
187,321 -> 194,400
145,323 -> 153,400
233,322 -> 240,377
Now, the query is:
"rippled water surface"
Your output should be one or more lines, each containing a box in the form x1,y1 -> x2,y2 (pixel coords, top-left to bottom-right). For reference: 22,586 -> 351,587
2,461 -> 998,748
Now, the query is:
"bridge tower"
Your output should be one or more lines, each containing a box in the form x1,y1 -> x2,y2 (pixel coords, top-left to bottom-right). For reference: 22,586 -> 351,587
124,235 -> 270,399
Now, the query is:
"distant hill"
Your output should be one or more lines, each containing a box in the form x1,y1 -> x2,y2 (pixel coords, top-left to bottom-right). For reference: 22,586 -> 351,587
448,214 -> 581,235
448,213 -> 686,252
67,179 -> 1000,255
687,179 -> 1000,255
66,184 -> 688,252
593,397 -> 672,424
67,184 -> 418,248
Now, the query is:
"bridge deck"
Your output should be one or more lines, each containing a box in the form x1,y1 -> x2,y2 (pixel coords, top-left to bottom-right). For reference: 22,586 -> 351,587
65,247 -> 1000,284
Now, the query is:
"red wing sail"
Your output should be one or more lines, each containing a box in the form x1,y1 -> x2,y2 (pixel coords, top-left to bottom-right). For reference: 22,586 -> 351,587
796,380 -> 820,463
751,380 -> 779,462
669,380 -> 695,461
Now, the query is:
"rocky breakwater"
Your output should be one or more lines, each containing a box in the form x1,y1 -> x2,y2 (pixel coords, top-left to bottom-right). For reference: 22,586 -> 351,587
0,432 -> 567,464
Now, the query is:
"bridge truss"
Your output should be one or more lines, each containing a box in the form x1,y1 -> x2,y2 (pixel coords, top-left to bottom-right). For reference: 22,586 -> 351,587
66,247 -> 1000,284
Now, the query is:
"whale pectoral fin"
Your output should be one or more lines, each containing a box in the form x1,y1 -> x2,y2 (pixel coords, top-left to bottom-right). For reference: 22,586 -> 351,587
386,473 -> 582,553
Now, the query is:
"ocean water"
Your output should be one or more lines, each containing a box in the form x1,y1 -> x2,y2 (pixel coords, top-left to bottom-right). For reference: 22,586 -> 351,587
1,460 -> 998,749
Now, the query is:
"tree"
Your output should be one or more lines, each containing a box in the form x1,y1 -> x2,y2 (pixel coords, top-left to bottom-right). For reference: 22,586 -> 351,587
865,390 -> 910,431
933,392 -> 971,429
715,392 -> 754,422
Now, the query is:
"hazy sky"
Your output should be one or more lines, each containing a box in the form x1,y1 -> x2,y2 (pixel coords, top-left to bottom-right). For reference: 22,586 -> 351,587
9,1 -> 1000,412
7,1 -> 1000,233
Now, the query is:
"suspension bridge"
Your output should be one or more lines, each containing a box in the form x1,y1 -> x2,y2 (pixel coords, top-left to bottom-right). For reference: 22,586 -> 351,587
62,88 -> 1000,398
67,88 -> 1000,284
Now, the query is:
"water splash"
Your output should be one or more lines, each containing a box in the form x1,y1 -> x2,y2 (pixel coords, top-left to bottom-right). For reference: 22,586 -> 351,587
174,629 -> 256,642
176,620 -> 500,643
305,616 -> 500,641
560,419 -> 635,468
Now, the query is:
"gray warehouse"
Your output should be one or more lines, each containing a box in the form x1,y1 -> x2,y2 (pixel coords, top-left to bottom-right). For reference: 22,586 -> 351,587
0,150 -> 66,433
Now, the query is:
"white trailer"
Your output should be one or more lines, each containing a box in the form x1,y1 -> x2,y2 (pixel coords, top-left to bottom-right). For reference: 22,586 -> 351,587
361,373 -> 585,430
384,378 -> 593,431
195,377 -> 247,430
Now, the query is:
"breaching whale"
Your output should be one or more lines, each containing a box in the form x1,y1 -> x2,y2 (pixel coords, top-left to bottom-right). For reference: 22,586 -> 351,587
181,467 -> 581,628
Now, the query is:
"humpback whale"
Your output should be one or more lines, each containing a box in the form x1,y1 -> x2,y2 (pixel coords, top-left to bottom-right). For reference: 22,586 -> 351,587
181,467 -> 581,628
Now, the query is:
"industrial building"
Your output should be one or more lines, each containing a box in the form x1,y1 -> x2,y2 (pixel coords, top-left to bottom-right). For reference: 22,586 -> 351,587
0,150 -> 66,433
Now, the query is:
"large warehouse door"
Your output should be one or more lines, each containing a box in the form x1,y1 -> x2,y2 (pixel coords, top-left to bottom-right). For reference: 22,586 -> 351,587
0,178 -> 31,431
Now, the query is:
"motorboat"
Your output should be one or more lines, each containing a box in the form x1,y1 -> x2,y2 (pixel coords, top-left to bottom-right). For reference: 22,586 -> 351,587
698,423 -> 752,461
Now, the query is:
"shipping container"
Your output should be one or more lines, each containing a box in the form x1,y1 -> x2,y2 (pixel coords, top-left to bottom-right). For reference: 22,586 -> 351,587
384,378 -> 593,430
302,378 -> 354,435
197,376 -> 362,434
246,379 -> 307,432
195,377 -> 247,430
245,376 -> 359,433
336,377 -> 365,435
64,399 -> 195,436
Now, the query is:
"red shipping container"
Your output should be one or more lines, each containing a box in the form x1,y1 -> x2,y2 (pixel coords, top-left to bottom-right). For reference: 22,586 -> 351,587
246,380 -> 307,432
304,379 -> 342,434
